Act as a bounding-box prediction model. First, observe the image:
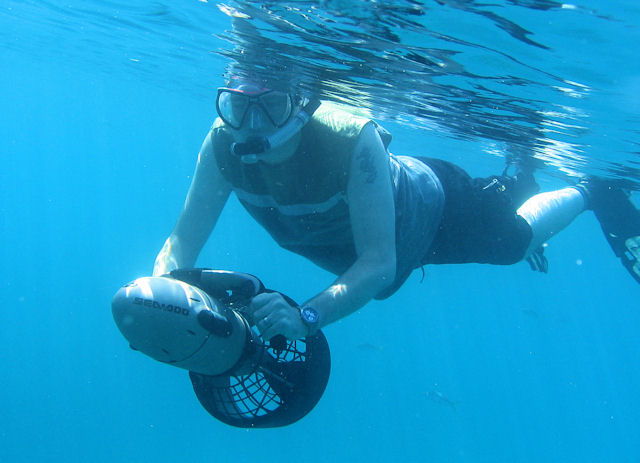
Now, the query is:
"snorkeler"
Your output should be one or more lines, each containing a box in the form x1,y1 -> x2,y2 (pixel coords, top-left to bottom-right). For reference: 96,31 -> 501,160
153,77 -> 640,341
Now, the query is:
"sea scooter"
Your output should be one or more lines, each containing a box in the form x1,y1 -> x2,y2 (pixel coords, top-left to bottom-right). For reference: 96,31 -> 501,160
111,268 -> 331,428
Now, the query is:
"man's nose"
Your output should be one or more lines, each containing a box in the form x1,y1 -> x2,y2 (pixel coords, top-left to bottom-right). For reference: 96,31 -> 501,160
246,105 -> 266,129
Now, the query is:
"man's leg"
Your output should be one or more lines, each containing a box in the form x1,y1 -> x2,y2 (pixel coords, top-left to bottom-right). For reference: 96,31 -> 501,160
517,181 -> 640,284
516,187 -> 587,258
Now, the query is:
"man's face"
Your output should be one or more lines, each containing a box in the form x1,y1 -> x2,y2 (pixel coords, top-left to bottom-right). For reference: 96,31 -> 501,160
216,83 -> 294,142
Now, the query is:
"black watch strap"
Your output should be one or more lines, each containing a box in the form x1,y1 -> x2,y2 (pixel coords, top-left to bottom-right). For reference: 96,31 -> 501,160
299,304 -> 320,337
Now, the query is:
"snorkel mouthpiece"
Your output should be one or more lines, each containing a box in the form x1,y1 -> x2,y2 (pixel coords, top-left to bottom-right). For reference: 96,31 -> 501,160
231,137 -> 272,164
231,99 -> 321,163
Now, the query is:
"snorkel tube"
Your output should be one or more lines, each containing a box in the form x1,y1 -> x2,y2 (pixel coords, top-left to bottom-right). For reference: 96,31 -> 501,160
231,98 -> 321,164
111,268 -> 331,428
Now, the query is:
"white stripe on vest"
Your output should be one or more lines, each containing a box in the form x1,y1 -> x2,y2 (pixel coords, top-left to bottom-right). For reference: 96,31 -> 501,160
234,187 -> 347,216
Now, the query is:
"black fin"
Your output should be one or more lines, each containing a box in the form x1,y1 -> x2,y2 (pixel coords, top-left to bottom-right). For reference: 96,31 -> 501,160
590,185 -> 640,284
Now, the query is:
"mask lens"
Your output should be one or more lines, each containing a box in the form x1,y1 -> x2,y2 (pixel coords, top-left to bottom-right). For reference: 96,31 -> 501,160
259,92 -> 293,127
217,90 -> 250,129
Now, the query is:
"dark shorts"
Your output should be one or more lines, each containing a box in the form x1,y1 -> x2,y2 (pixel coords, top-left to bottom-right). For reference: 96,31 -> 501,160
419,157 -> 537,265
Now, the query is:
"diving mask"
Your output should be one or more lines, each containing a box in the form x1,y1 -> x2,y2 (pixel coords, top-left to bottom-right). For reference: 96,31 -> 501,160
216,86 -> 294,130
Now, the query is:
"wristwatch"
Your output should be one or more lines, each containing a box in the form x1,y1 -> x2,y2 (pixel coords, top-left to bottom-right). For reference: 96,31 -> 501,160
298,304 -> 320,337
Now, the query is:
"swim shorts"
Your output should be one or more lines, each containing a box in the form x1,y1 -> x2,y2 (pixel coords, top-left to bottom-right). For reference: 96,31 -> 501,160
418,157 -> 538,265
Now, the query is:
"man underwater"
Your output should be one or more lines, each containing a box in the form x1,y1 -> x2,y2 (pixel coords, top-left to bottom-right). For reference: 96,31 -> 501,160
153,78 -> 640,341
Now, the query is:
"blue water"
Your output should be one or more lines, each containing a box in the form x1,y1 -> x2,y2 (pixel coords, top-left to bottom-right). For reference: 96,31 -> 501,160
1,1 -> 639,462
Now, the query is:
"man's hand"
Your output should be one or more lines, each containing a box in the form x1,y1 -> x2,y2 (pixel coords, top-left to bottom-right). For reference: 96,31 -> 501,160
249,292 -> 308,341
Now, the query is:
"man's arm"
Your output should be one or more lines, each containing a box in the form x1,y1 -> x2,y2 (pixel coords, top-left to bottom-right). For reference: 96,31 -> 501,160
303,122 -> 396,324
250,122 -> 396,339
153,131 -> 232,276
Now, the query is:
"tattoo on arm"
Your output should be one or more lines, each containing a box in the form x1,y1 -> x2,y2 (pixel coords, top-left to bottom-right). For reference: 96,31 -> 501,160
356,148 -> 377,184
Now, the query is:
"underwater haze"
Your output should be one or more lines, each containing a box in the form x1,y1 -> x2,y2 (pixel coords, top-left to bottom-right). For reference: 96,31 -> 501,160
1,1 -> 639,462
